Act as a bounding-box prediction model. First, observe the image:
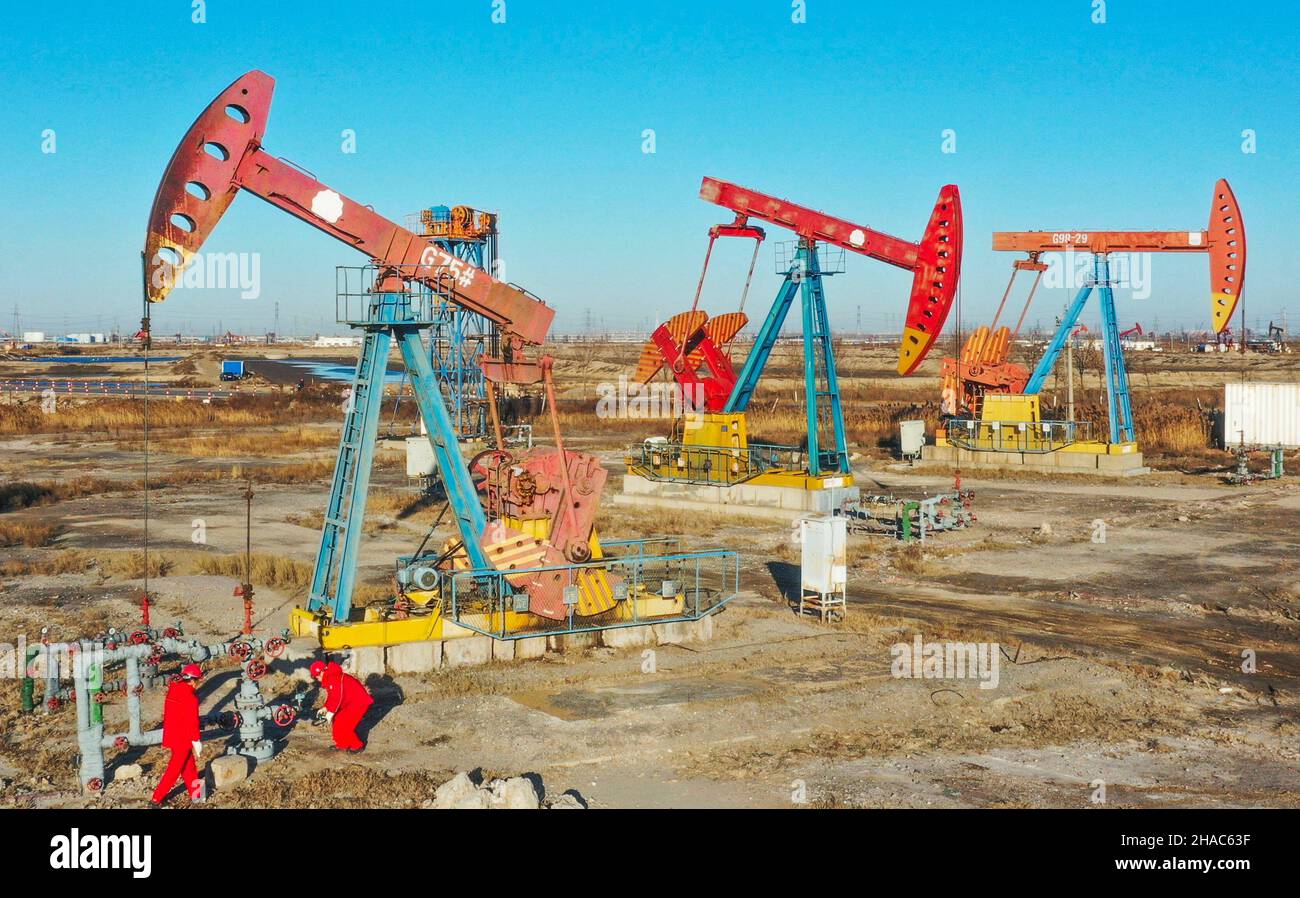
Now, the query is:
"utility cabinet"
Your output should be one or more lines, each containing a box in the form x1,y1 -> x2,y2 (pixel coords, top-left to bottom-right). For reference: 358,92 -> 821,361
797,513 -> 847,622
899,419 -> 926,460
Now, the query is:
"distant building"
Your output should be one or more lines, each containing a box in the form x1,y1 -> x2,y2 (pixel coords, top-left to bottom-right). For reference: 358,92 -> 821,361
22,331 -> 46,343
313,335 -> 363,348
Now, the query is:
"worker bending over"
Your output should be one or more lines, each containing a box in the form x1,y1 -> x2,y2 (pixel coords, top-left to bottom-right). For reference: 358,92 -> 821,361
310,660 -> 373,753
150,664 -> 206,806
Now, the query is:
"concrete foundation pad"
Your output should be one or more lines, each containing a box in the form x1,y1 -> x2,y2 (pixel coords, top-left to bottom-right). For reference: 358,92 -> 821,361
276,641 -> 319,683
921,444 -> 1150,476
653,621 -> 689,645
443,636 -> 493,668
689,613 -> 715,642
599,625 -> 653,649
618,474 -> 859,521
345,645 -> 386,679
548,631 -> 600,654
514,636 -> 548,660
492,639 -> 516,663
387,640 -> 441,674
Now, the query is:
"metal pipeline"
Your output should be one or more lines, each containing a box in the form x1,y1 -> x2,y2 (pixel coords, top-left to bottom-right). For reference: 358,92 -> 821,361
31,628 -> 294,790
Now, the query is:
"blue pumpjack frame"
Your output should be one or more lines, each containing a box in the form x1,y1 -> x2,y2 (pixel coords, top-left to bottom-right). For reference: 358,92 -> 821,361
1024,253 -> 1134,444
307,291 -> 489,622
723,241 -> 849,476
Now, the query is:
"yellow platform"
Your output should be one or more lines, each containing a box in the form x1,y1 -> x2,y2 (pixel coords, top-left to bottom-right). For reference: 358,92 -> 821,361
943,394 -> 1142,456
629,411 -> 853,490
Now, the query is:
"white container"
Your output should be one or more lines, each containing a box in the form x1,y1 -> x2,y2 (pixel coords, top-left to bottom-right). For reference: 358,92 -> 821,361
1224,382 -> 1300,448
799,513 -> 847,595
22,331 -> 45,343
899,419 -> 926,457
405,437 -> 436,477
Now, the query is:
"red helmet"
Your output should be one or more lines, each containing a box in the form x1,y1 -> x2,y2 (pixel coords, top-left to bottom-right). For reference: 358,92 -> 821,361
180,663 -> 204,680
309,661 -> 327,680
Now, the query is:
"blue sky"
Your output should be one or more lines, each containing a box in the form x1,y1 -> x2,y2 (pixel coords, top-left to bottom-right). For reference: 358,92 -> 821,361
1,0 -> 1296,339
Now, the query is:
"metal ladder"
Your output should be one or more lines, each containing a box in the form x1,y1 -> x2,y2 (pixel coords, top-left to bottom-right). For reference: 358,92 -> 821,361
307,295 -> 493,624
308,328 -> 390,619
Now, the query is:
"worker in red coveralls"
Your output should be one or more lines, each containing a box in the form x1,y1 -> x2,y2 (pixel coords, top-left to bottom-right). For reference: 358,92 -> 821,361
150,663 -> 205,806
310,659 -> 373,753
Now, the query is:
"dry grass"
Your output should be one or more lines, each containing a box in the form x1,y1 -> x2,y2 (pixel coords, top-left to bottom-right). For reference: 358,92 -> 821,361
117,426 -> 340,458
0,459 -> 350,513
0,549 -> 171,579
224,764 -> 452,809
194,553 -> 315,597
0,387 -> 370,437
0,521 -> 62,548
0,477 -> 117,511
597,503 -> 741,539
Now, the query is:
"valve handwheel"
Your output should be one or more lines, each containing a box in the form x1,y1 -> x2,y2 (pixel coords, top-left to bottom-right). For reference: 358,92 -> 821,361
129,630 -> 150,645
245,659 -> 267,681
85,777 -> 103,793
162,627 -> 181,639
114,736 -> 128,751
264,637 -> 287,659
272,704 -> 297,727
468,448 -> 515,483
229,641 -> 253,661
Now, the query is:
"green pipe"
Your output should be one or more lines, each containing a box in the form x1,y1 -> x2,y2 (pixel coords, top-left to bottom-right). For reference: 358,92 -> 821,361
20,645 -> 40,713
88,661 -> 104,726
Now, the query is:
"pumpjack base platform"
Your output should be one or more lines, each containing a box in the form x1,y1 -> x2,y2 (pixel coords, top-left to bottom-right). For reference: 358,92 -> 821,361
921,443 -> 1150,476
618,473 -> 861,521
314,614 -> 717,679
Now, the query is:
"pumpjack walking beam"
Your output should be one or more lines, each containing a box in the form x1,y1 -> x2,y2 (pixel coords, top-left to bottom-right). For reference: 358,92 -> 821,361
997,179 -> 1245,444
698,177 -> 962,476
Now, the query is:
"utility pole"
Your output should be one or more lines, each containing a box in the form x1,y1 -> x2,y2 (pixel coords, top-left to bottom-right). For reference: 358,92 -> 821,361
1066,328 -> 1076,422
1239,293 -> 1246,354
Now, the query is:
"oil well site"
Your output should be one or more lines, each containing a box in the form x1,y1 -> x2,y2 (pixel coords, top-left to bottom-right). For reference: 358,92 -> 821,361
1,5 -> 1297,831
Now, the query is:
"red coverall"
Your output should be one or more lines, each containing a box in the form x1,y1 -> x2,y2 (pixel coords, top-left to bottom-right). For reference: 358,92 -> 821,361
151,680 -> 203,803
320,661 -> 373,751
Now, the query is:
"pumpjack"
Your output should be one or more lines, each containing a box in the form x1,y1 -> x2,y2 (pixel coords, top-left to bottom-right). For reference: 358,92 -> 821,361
939,179 -> 1244,459
145,71 -> 737,649
627,177 -> 962,506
